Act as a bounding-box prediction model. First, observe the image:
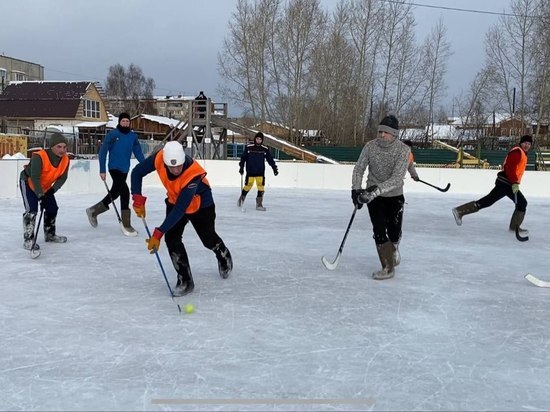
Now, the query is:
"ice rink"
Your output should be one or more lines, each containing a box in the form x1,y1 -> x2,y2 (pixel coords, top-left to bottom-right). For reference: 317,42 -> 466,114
1,187 -> 550,411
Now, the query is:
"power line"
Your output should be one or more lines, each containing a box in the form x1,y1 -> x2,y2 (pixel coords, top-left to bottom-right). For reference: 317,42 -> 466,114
382,0 -> 539,19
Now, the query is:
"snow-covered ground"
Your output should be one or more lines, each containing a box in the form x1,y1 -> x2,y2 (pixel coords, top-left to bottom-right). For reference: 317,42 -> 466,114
1,187 -> 549,411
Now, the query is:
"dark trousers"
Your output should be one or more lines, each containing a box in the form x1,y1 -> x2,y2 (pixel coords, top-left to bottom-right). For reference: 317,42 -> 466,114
367,195 -> 405,245
164,203 -> 222,269
20,178 -> 59,216
476,179 -> 527,212
101,170 -> 129,210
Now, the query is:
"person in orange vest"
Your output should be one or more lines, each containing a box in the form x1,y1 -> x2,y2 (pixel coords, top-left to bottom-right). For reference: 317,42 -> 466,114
452,134 -> 533,234
130,141 -> 232,296
402,140 -> 420,181
19,133 -> 70,251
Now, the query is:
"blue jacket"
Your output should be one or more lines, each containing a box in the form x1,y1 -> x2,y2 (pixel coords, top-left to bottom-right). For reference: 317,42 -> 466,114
239,143 -> 277,176
99,127 -> 145,173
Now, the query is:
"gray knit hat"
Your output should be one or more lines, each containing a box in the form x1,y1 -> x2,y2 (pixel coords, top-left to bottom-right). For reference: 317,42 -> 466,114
49,133 -> 68,147
378,115 -> 399,137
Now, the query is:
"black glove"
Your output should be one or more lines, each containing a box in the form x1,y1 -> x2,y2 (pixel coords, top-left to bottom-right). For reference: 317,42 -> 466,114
239,167 -> 244,175
351,189 -> 365,209
358,185 -> 381,204
274,168 -> 279,176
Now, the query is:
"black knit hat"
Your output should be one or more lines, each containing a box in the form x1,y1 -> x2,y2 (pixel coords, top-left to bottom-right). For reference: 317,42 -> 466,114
378,115 -> 399,137
255,132 -> 264,141
118,112 -> 131,123
520,135 -> 533,144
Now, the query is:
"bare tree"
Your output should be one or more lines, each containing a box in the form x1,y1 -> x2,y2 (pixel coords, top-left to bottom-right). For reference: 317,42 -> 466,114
529,0 -> 550,141
344,0 -> 385,144
420,19 -> 451,143
105,63 -> 155,115
484,0 -> 538,132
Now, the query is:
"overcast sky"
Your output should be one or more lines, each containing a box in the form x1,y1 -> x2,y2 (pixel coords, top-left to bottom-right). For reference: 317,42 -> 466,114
1,0 -> 507,116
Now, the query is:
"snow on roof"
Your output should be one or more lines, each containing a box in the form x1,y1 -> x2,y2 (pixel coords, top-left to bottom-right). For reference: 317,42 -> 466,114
153,95 -> 195,101
75,121 -> 107,128
140,114 -> 186,128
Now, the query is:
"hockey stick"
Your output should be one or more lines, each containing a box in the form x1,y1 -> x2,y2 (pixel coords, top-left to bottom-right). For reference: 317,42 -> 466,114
30,208 -> 44,259
141,217 -> 182,313
525,273 -> 550,288
322,206 -> 358,270
417,178 -> 450,192
239,173 -> 246,213
103,180 -> 137,237
514,193 -> 529,242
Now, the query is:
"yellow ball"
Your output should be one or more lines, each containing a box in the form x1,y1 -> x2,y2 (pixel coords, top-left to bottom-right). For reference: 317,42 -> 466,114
184,303 -> 195,314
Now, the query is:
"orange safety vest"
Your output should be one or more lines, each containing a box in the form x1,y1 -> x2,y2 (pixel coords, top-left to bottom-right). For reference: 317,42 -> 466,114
502,146 -> 527,183
27,150 -> 70,193
154,152 -> 210,214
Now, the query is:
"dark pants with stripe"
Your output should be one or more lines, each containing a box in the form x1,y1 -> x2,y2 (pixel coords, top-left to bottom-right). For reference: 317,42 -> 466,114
20,178 -> 59,216
367,195 -> 405,245
101,170 -> 130,210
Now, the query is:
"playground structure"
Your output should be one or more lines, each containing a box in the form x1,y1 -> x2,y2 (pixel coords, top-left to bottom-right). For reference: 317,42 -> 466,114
164,99 -> 338,164
431,140 -> 490,169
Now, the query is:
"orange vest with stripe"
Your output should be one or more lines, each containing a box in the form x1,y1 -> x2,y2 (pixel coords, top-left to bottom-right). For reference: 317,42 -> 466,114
154,152 -> 209,214
27,150 -> 70,193
503,146 -> 527,183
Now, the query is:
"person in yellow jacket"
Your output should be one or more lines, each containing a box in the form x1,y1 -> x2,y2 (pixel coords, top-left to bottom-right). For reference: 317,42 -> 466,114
19,133 -> 70,251
130,141 -> 232,296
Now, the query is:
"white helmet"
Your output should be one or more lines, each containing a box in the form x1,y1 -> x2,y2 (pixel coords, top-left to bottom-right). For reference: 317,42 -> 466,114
163,141 -> 185,166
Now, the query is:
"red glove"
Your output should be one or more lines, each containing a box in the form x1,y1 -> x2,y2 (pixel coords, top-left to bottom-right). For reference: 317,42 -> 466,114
132,194 -> 147,218
146,228 -> 163,254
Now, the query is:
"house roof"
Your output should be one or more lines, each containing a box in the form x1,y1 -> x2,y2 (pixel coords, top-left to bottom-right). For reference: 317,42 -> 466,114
0,81 -> 92,118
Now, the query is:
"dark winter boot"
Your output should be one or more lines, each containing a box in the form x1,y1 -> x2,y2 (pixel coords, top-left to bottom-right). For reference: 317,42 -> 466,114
452,201 -> 479,226
44,214 -> 67,243
373,241 -> 395,280
213,242 -> 233,279
237,190 -> 248,207
121,209 -> 137,235
23,212 -> 40,251
86,201 -> 109,228
173,266 -> 195,297
170,251 -> 195,296
509,210 -> 529,235
256,192 -> 266,211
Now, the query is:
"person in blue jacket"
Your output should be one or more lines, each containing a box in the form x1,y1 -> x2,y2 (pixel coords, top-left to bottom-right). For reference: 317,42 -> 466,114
238,132 -> 278,211
86,113 -> 145,235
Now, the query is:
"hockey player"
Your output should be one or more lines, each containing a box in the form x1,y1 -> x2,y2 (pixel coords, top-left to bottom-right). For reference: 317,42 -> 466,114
452,134 -> 533,234
130,141 -> 232,296
238,132 -> 278,211
20,133 -> 70,250
351,115 -> 410,280
86,113 -> 145,235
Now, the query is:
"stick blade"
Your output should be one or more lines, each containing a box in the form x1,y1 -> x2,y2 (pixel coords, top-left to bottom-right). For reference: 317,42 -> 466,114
515,227 -> 529,242
30,249 -> 41,259
525,273 -> 550,288
441,183 -> 451,192
321,255 -> 339,271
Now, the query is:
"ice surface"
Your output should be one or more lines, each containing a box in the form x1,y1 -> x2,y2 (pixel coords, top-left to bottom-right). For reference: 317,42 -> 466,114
1,187 -> 550,411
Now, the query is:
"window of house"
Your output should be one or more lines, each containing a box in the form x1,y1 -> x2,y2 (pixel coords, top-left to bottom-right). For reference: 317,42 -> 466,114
83,99 -> 100,118
0,68 -> 6,80
12,71 -> 27,81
